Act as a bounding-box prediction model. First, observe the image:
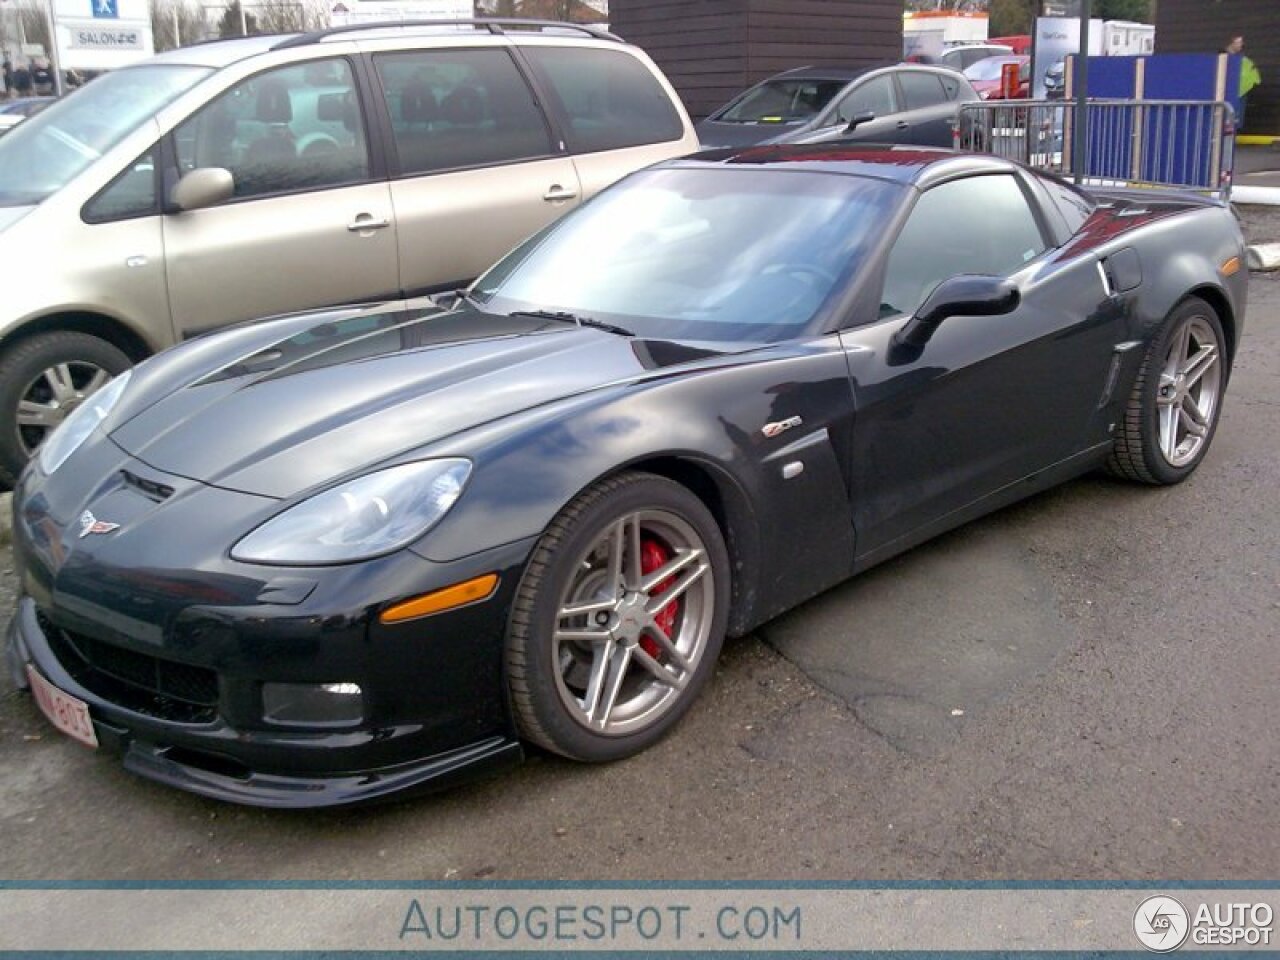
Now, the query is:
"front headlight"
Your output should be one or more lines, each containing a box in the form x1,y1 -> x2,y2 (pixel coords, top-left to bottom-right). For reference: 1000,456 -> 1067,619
38,369 -> 132,475
231,459 -> 472,566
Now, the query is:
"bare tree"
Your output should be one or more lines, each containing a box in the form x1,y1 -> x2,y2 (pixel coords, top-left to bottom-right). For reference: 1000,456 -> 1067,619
150,0 -> 208,51
254,0 -> 327,34
13,2 -> 52,54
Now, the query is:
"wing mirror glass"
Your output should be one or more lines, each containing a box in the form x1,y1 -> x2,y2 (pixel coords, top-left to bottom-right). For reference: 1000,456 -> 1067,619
893,275 -> 1021,349
170,167 -> 234,212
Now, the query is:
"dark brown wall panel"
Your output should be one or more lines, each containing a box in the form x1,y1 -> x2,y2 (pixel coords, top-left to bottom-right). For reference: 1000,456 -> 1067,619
1156,0 -> 1278,134
611,0 -> 902,120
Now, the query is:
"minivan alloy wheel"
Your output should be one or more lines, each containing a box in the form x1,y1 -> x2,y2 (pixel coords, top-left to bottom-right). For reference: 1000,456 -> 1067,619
16,361 -> 113,456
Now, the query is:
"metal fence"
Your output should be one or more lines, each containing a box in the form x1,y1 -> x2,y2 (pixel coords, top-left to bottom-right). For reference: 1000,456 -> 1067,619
956,99 -> 1235,200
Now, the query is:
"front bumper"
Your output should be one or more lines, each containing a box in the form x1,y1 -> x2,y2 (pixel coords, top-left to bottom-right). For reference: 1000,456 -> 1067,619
8,598 -> 524,807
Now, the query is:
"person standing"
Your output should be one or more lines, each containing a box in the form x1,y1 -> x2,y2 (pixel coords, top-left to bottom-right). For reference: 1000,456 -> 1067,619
1224,35 -> 1262,133
12,61 -> 32,99
2,59 -> 13,100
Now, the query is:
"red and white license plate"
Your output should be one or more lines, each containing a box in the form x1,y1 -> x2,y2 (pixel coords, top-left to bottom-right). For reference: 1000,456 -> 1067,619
27,666 -> 98,749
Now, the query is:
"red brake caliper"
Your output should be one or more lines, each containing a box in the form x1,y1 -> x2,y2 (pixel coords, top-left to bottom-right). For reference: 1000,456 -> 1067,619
639,538 -> 678,659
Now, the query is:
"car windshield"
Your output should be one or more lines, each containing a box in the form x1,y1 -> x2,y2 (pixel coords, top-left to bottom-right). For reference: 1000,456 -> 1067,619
715,78 -> 848,123
473,166 -> 900,344
0,65 -> 210,207
965,58 -> 1020,81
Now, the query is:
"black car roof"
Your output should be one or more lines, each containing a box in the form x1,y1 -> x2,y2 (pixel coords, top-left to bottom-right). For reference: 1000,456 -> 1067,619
666,143 -> 1019,187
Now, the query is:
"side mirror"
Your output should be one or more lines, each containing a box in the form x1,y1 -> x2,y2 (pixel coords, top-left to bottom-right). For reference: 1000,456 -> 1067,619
893,275 -> 1020,349
844,110 -> 876,133
170,167 -> 234,212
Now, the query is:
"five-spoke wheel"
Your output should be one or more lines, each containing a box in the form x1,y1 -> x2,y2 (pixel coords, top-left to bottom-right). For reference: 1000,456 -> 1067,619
1108,296 -> 1229,485
506,473 -> 729,761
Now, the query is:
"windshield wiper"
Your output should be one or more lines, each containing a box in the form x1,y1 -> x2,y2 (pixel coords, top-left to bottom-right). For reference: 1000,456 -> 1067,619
510,309 -> 635,338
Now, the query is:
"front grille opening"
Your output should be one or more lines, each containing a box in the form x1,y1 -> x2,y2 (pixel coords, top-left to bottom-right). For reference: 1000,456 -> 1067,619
162,746 -> 251,781
37,611 -> 219,725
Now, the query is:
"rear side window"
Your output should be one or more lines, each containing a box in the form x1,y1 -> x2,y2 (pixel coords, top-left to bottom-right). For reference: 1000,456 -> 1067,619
899,72 -> 947,110
1039,175 -> 1096,235
522,46 -> 684,154
375,49 -> 554,175
938,73 -> 963,101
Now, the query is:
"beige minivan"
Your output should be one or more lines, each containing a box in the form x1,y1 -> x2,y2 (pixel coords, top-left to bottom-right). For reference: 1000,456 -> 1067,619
0,20 -> 698,482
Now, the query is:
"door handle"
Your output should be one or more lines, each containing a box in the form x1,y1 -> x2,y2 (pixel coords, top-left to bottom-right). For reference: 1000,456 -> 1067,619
347,215 -> 390,232
896,121 -> 910,130
543,185 -> 578,203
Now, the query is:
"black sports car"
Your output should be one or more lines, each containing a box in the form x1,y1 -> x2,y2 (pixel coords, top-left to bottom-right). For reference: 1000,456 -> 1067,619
7,146 -> 1247,807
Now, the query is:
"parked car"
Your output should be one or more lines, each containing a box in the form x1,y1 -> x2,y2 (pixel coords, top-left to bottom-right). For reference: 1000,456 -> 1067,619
9,145 -> 1246,807
935,43 -> 1014,71
0,96 -> 56,135
988,35 -> 1032,56
0,20 -> 698,485
964,55 -> 1031,99
696,64 -> 979,150
1044,58 -> 1068,100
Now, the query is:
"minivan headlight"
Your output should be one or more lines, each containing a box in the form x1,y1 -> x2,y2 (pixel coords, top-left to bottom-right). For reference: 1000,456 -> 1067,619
38,369 -> 132,475
231,459 -> 472,566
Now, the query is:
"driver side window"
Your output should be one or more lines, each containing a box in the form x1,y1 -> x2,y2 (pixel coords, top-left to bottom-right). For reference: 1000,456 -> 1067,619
172,58 -> 370,202
836,75 -> 897,124
880,175 -> 1047,317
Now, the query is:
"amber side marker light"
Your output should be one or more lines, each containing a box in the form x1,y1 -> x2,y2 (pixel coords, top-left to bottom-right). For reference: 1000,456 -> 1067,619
380,573 -> 499,624
1221,256 -> 1241,277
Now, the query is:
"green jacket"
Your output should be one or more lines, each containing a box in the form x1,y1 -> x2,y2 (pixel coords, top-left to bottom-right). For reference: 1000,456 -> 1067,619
1241,55 -> 1261,97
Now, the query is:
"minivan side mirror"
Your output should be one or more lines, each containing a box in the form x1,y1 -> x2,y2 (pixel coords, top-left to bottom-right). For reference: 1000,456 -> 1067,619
170,167 -> 234,212
844,110 -> 876,133
892,275 -> 1020,349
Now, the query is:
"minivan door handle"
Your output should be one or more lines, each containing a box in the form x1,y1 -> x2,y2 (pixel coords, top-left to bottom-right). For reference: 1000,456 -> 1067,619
347,215 -> 390,233
543,185 -> 578,203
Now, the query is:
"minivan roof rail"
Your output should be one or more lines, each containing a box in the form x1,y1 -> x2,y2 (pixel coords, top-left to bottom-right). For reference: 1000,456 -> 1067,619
273,18 -> 622,50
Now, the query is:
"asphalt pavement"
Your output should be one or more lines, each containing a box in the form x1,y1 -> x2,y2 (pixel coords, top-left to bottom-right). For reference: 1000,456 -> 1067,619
0,252 -> 1276,883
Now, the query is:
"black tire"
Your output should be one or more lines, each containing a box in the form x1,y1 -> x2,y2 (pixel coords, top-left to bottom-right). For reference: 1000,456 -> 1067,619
1106,296 -> 1228,485
0,331 -> 132,486
505,472 -> 730,762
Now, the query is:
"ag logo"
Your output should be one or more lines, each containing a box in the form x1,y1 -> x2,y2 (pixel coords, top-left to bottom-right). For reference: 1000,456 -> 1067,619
1134,895 -> 1190,952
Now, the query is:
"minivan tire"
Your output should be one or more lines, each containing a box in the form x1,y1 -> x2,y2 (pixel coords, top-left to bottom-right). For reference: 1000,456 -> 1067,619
0,332 -> 132,487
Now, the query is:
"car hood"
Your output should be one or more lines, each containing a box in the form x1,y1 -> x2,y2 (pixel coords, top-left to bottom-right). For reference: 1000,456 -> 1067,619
694,118 -> 808,149
110,303 -> 726,499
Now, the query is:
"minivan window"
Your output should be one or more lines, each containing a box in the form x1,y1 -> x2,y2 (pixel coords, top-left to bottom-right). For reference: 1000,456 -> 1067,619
522,47 -> 684,153
0,65 -> 209,208
83,148 -> 158,222
375,49 -> 554,175
173,59 -> 370,201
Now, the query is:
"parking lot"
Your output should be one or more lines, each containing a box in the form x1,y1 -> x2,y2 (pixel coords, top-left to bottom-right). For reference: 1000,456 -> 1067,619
0,254 -> 1275,883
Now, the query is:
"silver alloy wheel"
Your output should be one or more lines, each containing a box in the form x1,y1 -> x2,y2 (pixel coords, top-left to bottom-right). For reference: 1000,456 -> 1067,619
1156,314 -> 1222,468
15,361 -> 111,456
552,509 -> 715,736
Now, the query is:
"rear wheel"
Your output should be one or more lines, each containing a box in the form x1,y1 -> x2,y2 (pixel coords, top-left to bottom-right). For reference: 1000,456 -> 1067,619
1107,296 -> 1227,485
505,473 -> 729,762
0,331 -> 131,486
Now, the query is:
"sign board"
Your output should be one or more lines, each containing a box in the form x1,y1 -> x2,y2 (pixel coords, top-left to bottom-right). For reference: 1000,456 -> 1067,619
1032,16 -> 1103,100
328,0 -> 471,27
53,0 -> 152,69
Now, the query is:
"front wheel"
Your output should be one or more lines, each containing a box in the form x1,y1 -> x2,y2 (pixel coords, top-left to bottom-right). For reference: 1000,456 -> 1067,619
1107,296 -> 1228,485
505,473 -> 730,762
0,331 -> 132,486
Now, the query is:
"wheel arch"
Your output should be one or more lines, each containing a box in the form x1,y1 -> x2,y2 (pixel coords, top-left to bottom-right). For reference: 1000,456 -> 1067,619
604,455 -> 763,639
2,311 -> 155,364
1183,284 -> 1236,362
